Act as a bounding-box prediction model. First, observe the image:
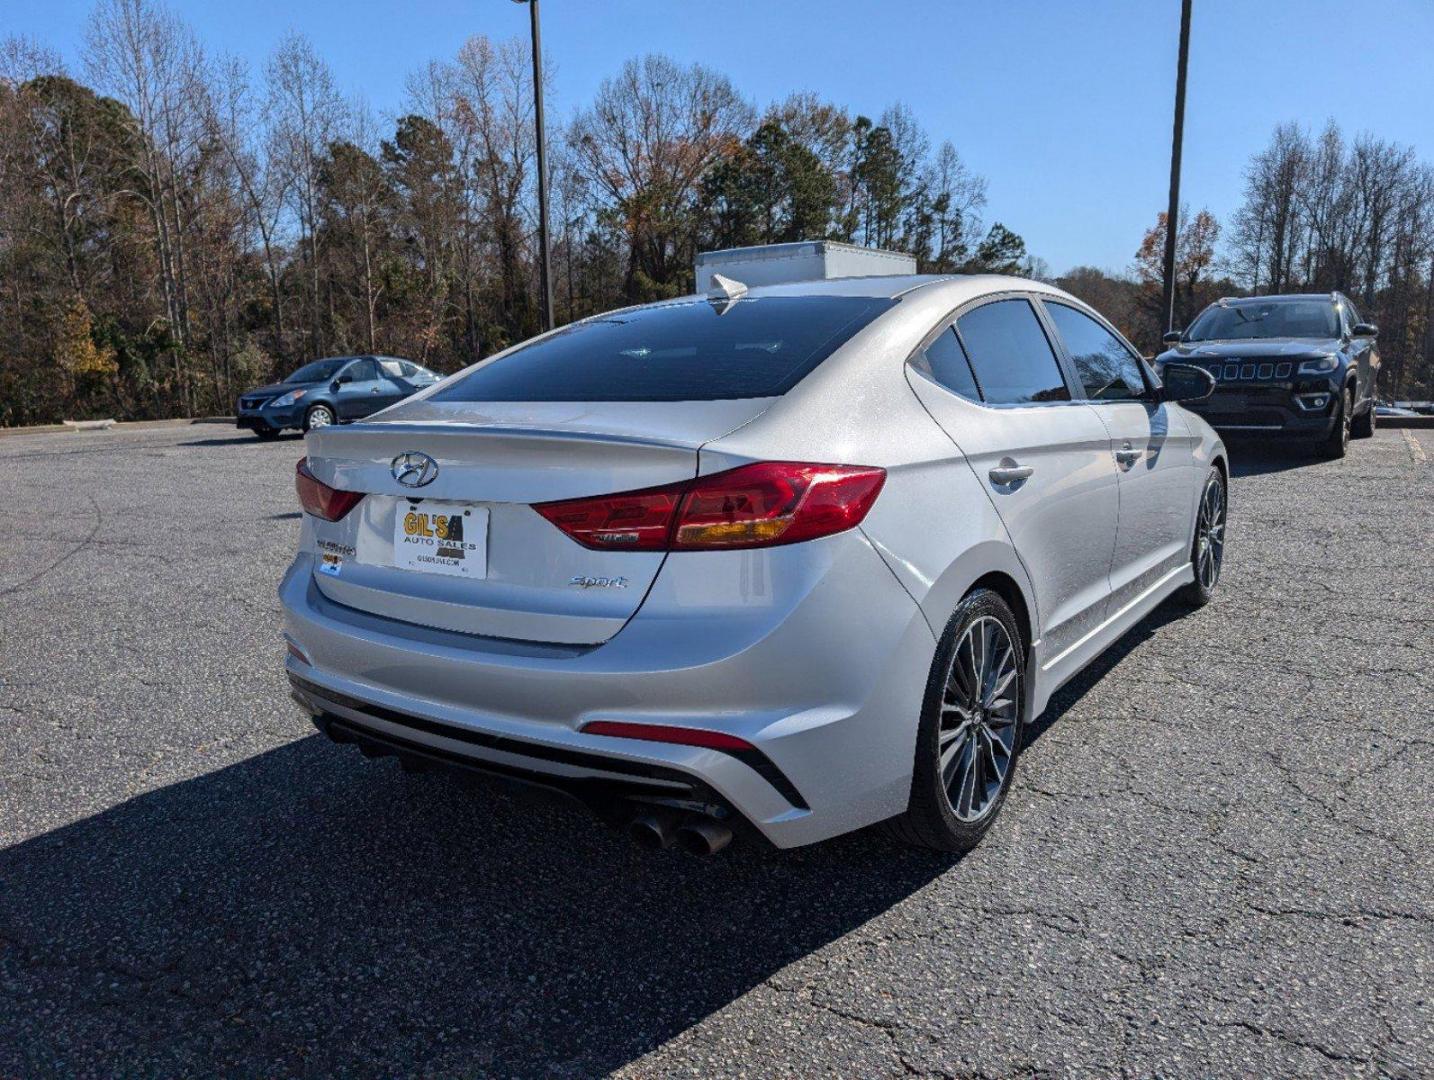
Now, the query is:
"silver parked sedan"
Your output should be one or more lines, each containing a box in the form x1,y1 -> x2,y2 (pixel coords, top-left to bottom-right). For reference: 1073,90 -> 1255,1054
281,273 -> 1226,854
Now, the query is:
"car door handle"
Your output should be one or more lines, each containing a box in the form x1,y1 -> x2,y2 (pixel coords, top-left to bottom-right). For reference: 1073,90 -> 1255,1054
988,464 -> 1034,485
1115,449 -> 1141,464
370,387 -> 380,394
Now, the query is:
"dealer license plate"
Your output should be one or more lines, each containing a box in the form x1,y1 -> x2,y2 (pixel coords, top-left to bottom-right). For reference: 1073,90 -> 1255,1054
393,501 -> 488,579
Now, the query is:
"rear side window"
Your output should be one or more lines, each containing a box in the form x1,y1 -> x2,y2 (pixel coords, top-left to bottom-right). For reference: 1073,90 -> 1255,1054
918,327 -> 981,401
956,299 -> 1070,404
1045,302 -> 1148,402
432,296 -> 896,403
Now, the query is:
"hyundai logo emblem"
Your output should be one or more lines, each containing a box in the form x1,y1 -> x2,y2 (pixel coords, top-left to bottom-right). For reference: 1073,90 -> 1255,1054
391,451 -> 439,488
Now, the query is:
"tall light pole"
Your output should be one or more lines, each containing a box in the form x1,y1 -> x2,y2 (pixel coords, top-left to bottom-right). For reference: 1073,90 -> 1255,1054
1161,0 -> 1193,333
514,0 -> 554,331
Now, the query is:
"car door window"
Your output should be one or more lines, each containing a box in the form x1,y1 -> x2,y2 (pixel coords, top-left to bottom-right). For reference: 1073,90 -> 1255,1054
346,359 -> 379,382
1044,302 -> 1148,402
955,299 -> 1070,404
916,326 -> 981,401
1341,297 -> 1360,332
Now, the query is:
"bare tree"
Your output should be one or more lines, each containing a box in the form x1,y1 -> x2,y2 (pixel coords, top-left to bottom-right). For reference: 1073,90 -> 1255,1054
85,0 -> 206,412
266,31 -> 347,360
570,54 -> 753,298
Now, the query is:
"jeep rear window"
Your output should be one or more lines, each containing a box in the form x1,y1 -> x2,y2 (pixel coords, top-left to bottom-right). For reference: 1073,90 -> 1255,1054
431,296 -> 896,402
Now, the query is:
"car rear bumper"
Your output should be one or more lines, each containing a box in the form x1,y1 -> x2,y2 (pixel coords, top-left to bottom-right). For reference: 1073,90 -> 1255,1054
277,532 -> 937,849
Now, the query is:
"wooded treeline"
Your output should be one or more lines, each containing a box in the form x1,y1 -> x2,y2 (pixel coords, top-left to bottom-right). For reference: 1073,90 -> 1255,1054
0,0 -> 1031,426
2,0 -> 1432,426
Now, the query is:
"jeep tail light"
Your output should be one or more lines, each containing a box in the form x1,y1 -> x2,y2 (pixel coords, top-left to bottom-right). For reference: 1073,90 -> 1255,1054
534,462 -> 886,551
296,458 -> 365,521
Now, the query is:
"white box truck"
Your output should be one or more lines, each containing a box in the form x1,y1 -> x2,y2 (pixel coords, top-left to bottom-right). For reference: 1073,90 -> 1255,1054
694,241 -> 916,292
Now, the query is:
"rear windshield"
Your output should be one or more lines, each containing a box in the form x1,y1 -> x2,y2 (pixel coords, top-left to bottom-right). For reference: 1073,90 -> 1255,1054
431,296 -> 896,403
1185,301 -> 1339,341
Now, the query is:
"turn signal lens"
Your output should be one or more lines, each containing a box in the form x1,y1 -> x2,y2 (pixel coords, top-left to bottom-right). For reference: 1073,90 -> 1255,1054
295,458 -> 365,521
534,462 -> 885,551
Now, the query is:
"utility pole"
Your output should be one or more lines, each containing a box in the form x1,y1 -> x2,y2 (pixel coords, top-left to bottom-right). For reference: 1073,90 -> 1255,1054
1161,0 -> 1193,334
514,0 -> 555,331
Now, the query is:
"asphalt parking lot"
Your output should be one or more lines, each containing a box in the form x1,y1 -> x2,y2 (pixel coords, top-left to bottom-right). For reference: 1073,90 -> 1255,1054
1,423 -> 1430,1078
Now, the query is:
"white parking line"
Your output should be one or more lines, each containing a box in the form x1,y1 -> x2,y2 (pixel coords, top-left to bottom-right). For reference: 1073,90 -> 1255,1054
1402,428 -> 1428,464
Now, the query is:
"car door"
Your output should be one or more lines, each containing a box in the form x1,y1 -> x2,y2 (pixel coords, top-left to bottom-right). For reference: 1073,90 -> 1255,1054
1039,299 -> 1197,615
1340,296 -> 1379,407
906,295 -> 1120,661
374,358 -> 415,410
334,358 -> 385,420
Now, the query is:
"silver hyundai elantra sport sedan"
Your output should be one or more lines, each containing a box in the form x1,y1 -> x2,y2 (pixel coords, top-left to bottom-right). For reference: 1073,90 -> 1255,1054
281,273 -> 1226,855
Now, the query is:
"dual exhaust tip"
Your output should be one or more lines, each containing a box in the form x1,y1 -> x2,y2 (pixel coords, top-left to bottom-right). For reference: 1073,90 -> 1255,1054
628,809 -> 732,856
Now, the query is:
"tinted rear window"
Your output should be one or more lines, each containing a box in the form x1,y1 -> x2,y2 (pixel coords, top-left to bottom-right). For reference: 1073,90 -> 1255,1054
432,296 -> 896,403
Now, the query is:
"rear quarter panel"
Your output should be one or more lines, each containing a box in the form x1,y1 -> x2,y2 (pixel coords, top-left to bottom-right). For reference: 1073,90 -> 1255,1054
699,279 -> 1043,702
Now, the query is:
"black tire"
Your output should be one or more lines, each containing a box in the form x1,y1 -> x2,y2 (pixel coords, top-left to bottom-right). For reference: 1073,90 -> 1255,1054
1177,466 -> 1227,608
303,403 -> 335,432
253,425 -> 282,440
887,588 -> 1027,854
1317,386 -> 1353,458
1350,398 -> 1375,439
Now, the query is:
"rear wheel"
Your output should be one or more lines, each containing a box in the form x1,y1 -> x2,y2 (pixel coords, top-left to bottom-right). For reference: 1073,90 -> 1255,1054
888,588 -> 1026,854
303,403 -> 335,432
1317,386 -> 1353,458
1177,467 -> 1226,607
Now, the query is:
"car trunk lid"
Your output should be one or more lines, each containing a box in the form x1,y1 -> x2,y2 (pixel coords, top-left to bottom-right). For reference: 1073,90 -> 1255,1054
300,399 -> 771,644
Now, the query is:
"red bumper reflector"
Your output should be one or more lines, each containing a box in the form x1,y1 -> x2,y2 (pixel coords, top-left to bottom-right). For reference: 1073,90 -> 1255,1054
582,720 -> 755,753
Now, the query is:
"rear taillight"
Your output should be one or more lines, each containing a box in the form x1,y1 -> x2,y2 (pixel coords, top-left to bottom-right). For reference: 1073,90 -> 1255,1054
534,462 -> 885,551
295,458 -> 365,521
529,480 -> 682,551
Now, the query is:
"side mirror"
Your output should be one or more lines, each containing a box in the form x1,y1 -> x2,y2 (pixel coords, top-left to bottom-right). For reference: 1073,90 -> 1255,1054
1160,362 -> 1215,404
1162,330 -> 1183,345
1352,322 -> 1378,338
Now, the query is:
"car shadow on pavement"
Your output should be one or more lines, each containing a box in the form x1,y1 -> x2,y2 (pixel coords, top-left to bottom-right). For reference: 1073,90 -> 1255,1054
0,735 -> 953,1076
1223,436 -> 1326,477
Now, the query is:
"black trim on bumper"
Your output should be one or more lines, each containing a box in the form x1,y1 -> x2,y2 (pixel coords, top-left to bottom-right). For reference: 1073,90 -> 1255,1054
288,673 -> 808,810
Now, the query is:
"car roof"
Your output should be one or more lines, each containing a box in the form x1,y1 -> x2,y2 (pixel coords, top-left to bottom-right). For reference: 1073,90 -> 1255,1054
1220,293 -> 1338,305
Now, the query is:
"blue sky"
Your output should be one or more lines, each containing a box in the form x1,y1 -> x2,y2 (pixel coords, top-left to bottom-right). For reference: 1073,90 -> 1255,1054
7,0 -> 1432,275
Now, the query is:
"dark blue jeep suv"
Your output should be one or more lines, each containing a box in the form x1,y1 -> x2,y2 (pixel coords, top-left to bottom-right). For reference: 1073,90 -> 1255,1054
1155,293 -> 1379,458
236,356 -> 440,438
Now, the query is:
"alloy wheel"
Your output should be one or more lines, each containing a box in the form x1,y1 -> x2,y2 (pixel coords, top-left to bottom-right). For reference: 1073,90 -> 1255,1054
307,406 -> 333,430
939,615 -> 1020,822
1195,475 -> 1226,591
